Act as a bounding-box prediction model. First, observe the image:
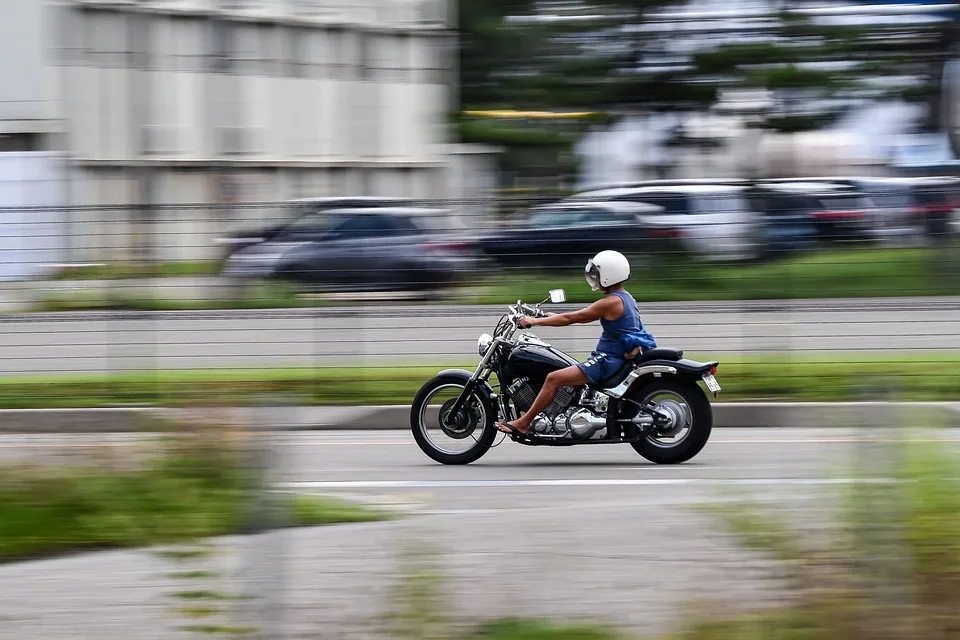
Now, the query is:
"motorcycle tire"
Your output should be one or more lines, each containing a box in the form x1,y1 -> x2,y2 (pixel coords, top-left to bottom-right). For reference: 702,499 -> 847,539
628,379 -> 713,464
410,374 -> 498,465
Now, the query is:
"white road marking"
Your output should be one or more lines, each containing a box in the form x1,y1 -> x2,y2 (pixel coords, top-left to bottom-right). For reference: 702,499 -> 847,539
276,477 -> 896,490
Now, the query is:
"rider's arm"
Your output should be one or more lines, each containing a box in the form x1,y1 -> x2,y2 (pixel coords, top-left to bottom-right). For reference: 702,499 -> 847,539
527,298 -> 616,327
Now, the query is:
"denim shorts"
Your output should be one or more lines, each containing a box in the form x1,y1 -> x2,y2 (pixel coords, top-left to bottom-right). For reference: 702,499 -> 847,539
576,352 -> 627,385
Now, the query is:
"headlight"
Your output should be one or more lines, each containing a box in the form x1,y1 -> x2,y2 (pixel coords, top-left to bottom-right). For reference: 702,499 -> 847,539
477,333 -> 494,356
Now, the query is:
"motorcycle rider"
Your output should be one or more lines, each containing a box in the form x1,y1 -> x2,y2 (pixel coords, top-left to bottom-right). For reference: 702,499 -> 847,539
496,250 -> 657,436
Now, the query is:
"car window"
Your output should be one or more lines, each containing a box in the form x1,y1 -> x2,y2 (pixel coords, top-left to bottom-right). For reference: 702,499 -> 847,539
284,208 -> 330,232
621,194 -> 688,215
692,194 -> 747,215
578,208 -> 635,226
388,215 -> 425,235
866,189 -> 911,209
913,188 -> 952,207
759,194 -> 809,216
327,214 -> 413,239
528,208 -> 584,228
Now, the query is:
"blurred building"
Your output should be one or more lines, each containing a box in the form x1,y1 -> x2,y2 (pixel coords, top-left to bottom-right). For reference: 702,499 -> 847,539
0,0 -> 496,265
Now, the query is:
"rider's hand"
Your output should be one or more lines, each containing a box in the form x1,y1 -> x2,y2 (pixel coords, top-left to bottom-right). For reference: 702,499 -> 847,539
518,316 -> 537,329
624,347 -> 641,359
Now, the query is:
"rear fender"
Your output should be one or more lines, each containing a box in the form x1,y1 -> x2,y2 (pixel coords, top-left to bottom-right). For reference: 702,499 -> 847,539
607,359 -> 719,399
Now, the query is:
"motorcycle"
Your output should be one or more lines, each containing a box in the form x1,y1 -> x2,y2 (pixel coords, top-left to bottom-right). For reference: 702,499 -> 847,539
410,289 -> 722,465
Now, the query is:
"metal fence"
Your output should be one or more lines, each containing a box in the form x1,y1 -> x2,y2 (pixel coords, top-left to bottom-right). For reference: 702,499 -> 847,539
0,188 -> 958,403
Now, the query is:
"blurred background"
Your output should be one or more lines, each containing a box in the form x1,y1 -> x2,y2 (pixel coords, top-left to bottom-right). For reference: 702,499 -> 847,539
2,0 -> 960,639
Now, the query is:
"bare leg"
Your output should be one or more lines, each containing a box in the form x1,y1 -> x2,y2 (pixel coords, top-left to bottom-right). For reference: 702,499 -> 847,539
498,365 -> 589,434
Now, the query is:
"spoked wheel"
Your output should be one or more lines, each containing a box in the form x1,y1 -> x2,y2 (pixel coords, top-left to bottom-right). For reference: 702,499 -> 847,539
410,375 -> 497,465
628,380 -> 712,464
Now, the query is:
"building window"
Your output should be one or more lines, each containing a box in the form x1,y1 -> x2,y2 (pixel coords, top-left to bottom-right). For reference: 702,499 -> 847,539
0,134 -> 40,153
329,29 -> 357,81
56,4 -> 86,65
209,20 -> 235,73
85,9 -> 128,68
173,17 -> 205,73
234,22 -> 278,76
358,32 -> 372,80
383,34 -> 412,83
286,27 -> 309,78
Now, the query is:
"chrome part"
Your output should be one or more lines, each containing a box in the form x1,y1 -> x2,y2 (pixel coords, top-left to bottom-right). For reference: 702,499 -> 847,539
629,414 -> 655,427
518,333 -> 551,348
582,389 -> 609,413
641,390 -> 694,448
477,333 -> 494,356
605,365 -> 678,399
531,415 -> 553,434
438,397 -> 482,440
566,408 -> 607,439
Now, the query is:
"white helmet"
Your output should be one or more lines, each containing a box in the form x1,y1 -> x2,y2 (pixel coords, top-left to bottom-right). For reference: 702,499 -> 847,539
585,250 -> 630,291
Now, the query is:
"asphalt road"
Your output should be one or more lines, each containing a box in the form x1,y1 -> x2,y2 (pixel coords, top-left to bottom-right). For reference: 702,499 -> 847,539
1,427 -> 957,639
1,296 -> 959,375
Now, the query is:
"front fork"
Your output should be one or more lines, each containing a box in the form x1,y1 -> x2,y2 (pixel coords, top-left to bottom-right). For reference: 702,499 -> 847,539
443,348 -> 497,427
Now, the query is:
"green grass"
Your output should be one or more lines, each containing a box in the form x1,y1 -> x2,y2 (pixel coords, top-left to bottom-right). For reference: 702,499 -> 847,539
25,247 -> 960,311
179,625 -> 258,635
465,247 -> 960,304
383,427 -> 960,640
1,353 -> 958,408
48,261 -> 221,281
472,619 -> 622,640
673,433 -> 960,640
167,570 -> 219,580
0,429 -> 386,562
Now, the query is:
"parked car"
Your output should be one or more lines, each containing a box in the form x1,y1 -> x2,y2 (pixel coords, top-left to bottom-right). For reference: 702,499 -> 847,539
567,184 -> 762,261
758,176 -> 959,244
477,201 -> 659,269
748,180 -> 877,247
214,197 -> 415,263
221,207 -> 488,295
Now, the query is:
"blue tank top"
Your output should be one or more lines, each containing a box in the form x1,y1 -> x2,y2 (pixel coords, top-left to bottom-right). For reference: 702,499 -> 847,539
595,290 -> 657,355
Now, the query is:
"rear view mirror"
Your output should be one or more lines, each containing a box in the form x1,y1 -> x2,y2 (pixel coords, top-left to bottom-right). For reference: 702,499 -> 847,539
549,289 -> 566,304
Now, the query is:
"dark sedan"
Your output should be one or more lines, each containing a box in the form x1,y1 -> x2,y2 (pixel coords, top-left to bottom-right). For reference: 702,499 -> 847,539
747,181 -> 875,249
215,197 -> 415,263
476,201 -> 658,269
221,207 -> 488,294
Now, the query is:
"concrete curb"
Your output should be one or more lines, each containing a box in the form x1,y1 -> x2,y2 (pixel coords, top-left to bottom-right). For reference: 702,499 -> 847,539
2,402 -> 960,433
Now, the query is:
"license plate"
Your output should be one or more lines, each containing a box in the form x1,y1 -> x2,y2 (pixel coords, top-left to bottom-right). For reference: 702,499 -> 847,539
702,374 -> 721,393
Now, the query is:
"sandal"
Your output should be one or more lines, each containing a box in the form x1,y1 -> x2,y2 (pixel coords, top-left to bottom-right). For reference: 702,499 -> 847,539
496,421 -> 529,437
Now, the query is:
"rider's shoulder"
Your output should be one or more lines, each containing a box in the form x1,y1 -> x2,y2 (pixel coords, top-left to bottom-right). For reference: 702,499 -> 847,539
600,292 -> 625,316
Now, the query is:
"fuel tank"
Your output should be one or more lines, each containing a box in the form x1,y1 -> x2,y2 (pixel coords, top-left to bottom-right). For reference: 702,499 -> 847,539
502,343 -> 579,385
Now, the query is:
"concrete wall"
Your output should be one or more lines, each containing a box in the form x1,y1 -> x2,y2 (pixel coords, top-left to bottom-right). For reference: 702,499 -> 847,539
0,0 -> 58,129
0,153 -> 67,279
57,8 -> 449,164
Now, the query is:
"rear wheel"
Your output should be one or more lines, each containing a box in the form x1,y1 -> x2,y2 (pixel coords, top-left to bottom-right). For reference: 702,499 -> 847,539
628,379 -> 712,464
410,375 -> 497,465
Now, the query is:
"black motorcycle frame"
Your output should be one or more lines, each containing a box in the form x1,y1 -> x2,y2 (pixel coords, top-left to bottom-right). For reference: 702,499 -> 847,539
442,301 -> 718,447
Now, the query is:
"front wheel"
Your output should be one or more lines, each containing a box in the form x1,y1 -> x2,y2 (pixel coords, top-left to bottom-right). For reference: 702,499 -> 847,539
410,375 -> 497,465
628,379 -> 713,464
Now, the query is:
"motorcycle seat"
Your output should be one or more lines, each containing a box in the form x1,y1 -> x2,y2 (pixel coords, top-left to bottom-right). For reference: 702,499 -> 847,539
591,348 -> 684,389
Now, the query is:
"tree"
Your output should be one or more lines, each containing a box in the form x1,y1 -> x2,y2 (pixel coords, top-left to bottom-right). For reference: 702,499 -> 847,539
456,0 -> 956,180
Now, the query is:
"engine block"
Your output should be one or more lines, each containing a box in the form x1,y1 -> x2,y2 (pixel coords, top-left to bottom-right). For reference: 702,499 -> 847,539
508,379 -> 576,418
